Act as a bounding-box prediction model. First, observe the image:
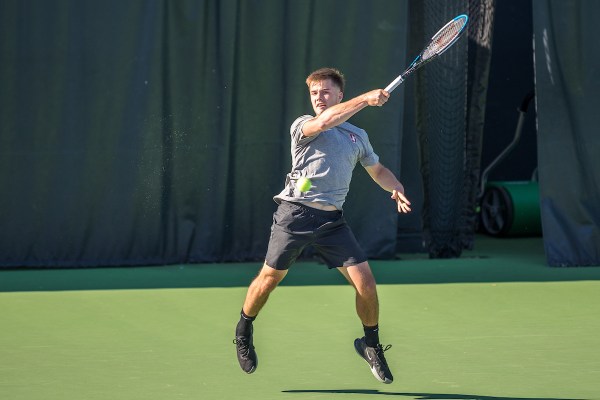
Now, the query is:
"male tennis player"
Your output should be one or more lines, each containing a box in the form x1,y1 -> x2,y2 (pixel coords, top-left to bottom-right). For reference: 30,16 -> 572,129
234,67 -> 411,384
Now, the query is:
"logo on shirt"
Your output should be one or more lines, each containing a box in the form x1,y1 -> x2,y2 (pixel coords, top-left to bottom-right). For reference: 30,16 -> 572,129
349,133 -> 357,143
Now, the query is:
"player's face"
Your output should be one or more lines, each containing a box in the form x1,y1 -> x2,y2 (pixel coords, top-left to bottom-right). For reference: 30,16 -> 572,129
309,79 -> 343,115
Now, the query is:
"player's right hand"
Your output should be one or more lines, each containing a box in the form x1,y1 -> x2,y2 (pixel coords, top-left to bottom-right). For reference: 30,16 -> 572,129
366,89 -> 390,107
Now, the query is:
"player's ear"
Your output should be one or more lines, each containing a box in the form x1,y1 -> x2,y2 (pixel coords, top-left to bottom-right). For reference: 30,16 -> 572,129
338,91 -> 343,102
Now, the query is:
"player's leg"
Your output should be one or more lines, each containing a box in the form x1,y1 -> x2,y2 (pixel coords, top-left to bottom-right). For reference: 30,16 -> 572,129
234,201 -> 309,374
314,213 -> 394,384
338,262 -> 394,384
338,262 -> 379,326
234,264 -> 286,374
242,263 -> 288,318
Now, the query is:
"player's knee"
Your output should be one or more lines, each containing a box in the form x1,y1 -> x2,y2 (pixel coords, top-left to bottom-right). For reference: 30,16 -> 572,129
257,264 -> 287,292
358,278 -> 378,299
359,273 -> 378,298
260,275 -> 281,292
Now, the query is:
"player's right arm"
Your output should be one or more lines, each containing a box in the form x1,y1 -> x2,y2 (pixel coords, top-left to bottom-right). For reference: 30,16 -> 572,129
302,89 -> 389,137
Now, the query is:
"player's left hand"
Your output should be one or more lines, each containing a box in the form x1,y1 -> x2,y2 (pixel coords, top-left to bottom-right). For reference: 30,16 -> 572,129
391,189 -> 411,213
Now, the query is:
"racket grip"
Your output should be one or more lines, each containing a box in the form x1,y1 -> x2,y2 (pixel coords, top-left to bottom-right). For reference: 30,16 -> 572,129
384,75 -> 404,93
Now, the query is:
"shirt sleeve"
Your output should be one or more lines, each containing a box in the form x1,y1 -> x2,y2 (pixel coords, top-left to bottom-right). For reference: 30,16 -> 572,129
359,133 -> 380,167
290,115 -> 316,145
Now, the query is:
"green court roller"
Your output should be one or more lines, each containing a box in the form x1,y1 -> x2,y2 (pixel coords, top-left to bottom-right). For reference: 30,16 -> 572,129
480,181 -> 542,236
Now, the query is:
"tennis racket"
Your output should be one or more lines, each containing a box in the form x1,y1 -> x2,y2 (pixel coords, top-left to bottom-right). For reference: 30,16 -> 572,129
385,14 -> 469,93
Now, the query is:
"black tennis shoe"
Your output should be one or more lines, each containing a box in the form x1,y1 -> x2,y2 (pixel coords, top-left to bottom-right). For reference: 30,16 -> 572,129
234,327 -> 257,374
354,336 -> 393,384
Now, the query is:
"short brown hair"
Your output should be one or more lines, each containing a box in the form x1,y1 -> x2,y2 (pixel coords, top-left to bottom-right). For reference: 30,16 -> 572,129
306,67 -> 345,93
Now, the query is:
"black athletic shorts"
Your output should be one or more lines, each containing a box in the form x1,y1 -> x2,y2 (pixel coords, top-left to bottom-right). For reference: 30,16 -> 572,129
265,201 -> 367,270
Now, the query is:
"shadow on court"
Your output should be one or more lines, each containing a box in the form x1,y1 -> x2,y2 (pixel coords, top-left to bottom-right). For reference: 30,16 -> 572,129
281,389 -> 586,400
1,236 -> 600,292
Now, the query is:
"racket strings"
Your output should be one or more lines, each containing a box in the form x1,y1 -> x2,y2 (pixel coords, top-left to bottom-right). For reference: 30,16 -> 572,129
422,20 -> 466,60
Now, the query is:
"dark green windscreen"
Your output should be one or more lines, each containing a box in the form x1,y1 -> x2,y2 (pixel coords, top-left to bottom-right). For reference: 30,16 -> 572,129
532,0 -> 600,266
0,1 -> 412,266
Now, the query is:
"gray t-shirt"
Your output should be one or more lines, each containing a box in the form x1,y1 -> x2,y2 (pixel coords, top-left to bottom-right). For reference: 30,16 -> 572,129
274,115 -> 380,210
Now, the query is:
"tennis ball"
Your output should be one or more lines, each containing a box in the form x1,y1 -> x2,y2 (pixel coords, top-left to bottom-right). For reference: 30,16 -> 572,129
296,177 -> 312,192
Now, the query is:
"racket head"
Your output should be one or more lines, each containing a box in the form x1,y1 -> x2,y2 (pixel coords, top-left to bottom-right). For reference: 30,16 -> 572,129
385,14 -> 468,93
421,14 -> 468,61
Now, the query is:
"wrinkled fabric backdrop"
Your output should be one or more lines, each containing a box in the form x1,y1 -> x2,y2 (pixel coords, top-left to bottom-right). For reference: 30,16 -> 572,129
1,0 -> 596,267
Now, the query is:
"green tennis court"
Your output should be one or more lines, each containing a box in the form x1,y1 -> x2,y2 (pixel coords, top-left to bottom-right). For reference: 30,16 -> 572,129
1,236 -> 599,400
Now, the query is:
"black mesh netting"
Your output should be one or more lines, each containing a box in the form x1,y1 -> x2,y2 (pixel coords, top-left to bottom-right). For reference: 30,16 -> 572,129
413,0 -> 495,258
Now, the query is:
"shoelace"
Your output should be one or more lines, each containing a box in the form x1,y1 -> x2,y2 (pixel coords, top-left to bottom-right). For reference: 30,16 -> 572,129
375,344 -> 392,361
377,344 -> 392,352
233,337 -> 252,357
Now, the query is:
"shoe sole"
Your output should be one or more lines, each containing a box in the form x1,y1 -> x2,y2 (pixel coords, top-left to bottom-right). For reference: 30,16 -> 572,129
354,339 -> 393,384
247,355 -> 257,374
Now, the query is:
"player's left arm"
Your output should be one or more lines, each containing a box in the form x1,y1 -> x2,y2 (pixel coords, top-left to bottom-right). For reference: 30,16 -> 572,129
364,162 -> 412,214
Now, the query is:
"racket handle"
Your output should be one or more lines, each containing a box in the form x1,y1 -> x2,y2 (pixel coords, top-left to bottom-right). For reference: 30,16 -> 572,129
384,75 -> 404,93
